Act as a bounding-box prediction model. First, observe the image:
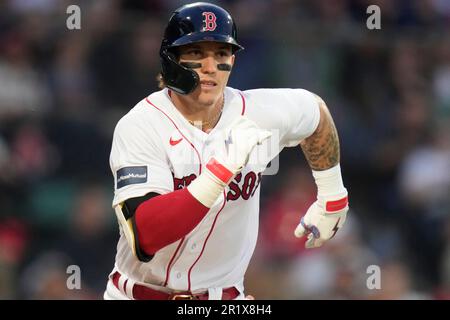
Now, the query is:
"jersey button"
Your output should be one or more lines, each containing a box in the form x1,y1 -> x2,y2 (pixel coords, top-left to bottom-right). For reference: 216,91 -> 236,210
191,243 -> 197,251
176,272 -> 182,279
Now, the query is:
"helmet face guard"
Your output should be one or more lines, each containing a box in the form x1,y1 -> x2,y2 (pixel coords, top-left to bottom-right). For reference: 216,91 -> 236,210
160,2 -> 244,95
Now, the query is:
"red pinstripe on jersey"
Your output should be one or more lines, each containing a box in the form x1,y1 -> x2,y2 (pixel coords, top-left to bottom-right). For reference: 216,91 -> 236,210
187,191 -> 227,291
163,237 -> 184,287
145,97 -> 202,175
186,92 -> 245,290
145,96 -> 203,287
145,90 -> 245,290
239,91 -> 246,115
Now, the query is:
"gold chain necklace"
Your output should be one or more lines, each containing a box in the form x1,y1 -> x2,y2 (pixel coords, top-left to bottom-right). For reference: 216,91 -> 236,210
188,96 -> 224,129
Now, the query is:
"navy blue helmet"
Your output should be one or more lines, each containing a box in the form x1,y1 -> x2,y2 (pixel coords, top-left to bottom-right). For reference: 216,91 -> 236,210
160,2 -> 244,95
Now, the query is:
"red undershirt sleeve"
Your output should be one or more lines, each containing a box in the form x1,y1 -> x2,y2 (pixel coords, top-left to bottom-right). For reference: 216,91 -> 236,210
134,188 -> 210,255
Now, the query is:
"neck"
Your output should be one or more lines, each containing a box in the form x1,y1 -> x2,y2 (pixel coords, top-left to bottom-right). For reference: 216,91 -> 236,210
169,90 -> 224,132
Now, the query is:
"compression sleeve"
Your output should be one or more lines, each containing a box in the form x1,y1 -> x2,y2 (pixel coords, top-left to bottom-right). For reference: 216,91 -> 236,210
134,188 -> 210,255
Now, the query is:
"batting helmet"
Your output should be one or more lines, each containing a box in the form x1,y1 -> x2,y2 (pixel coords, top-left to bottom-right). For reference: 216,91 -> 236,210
160,2 -> 244,95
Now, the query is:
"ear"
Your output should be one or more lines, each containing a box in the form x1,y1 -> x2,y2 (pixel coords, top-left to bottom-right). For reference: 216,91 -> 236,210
231,55 -> 235,67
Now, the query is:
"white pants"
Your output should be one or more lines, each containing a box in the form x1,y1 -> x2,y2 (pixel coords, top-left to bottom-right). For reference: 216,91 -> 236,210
104,279 -> 128,300
103,279 -> 246,300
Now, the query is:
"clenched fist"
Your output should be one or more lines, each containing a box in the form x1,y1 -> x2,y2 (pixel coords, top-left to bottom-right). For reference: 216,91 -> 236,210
295,192 -> 348,249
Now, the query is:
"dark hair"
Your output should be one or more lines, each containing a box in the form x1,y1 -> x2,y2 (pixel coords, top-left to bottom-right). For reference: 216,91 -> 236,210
156,72 -> 166,89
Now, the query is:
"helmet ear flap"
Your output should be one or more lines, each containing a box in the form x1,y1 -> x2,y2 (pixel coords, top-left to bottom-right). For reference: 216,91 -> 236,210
160,47 -> 200,95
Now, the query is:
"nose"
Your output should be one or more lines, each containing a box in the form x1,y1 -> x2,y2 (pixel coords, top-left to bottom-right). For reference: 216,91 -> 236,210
200,56 -> 217,74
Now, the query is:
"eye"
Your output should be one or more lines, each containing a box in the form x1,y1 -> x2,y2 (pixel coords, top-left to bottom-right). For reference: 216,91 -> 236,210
217,50 -> 230,57
186,49 -> 202,56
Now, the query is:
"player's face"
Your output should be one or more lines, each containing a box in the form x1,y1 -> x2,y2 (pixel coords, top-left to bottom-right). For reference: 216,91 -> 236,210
178,42 -> 235,106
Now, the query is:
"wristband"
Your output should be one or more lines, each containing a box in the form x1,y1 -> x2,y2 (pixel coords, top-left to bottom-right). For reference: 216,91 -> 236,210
312,164 -> 348,213
187,158 -> 234,208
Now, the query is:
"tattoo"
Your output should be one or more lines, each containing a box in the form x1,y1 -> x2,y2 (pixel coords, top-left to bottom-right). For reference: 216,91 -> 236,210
300,97 -> 340,171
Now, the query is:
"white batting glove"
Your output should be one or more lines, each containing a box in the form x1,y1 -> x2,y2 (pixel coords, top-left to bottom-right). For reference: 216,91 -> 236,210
217,116 -> 272,174
188,116 -> 271,207
208,116 -> 272,182
294,165 -> 349,249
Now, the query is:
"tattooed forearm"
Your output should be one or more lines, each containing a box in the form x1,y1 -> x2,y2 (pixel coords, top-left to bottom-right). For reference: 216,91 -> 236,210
300,97 -> 340,171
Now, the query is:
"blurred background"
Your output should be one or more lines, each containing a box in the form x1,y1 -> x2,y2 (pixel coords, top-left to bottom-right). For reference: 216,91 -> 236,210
0,0 -> 449,300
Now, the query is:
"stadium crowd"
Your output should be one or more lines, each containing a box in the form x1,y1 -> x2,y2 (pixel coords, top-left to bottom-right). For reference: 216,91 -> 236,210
0,0 -> 449,299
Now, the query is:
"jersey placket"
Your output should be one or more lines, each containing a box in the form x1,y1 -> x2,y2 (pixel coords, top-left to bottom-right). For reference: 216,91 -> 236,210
157,88 -> 245,291
165,132 -> 225,290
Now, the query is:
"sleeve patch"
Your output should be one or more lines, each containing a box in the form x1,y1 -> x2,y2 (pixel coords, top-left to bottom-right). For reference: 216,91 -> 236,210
117,166 -> 148,189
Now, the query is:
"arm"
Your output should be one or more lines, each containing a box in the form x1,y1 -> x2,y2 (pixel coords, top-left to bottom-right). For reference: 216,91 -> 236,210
117,117 -> 271,260
300,95 -> 340,171
295,95 -> 349,248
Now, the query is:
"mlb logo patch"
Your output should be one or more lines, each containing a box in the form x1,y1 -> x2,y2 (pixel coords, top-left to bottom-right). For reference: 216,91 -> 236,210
116,166 -> 147,189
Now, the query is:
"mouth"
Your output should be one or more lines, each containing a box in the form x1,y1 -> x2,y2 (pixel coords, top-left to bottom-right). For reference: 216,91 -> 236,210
200,80 -> 217,88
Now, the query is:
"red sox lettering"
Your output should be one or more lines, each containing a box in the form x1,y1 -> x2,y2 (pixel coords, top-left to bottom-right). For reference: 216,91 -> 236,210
173,171 -> 262,202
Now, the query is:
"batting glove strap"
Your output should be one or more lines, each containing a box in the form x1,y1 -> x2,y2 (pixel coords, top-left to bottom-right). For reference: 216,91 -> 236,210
316,190 -> 349,214
205,157 -> 235,185
187,157 -> 233,208
312,164 -> 348,213
324,196 -> 349,213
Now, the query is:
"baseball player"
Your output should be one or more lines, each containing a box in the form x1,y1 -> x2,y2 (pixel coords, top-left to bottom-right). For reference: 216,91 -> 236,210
104,2 -> 349,300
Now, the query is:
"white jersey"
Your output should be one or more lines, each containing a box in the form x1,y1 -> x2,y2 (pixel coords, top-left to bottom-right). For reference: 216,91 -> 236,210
108,87 -> 320,295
